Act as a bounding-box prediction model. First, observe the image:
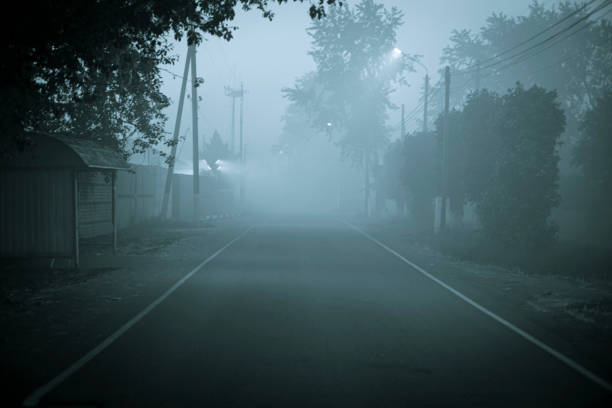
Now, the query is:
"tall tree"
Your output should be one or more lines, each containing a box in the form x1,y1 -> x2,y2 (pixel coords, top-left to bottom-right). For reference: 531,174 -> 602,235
402,131 -> 438,233
462,85 -> 565,249
284,0 -> 413,160
279,101 -> 318,154
0,0 -> 338,157
283,0 -> 413,214
441,1 -> 612,117
572,91 -> 612,244
202,130 -> 231,171
380,140 -> 409,214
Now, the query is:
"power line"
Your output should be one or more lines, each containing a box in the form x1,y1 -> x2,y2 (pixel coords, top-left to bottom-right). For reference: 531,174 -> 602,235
478,3 -> 612,81
400,85 -> 442,129
401,2 -> 611,132
159,67 -> 185,79
463,0 -> 599,72
459,0 -> 610,76
526,8 -> 612,77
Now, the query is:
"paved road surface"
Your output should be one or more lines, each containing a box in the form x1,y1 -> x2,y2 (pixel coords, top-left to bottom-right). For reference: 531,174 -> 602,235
30,218 -> 611,407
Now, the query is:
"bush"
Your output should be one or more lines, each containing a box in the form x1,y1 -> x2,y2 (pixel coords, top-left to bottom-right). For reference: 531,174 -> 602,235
572,91 -> 612,246
443,84 -> 565,250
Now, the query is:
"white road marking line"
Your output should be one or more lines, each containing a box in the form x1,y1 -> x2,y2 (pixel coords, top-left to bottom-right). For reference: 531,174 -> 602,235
22,226 -> 254,407
344,221 -> 612,394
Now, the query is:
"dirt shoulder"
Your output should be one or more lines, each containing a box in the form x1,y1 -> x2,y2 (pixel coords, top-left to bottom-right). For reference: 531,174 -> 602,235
0,218 -> 250,407
354,216 -> 612,387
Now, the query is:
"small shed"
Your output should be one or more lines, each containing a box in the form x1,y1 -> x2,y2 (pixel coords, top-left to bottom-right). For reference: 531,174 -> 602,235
0,133 -> 130,267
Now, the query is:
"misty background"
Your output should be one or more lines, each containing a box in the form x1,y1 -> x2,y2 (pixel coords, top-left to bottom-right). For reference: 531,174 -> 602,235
151,0 -> 549,213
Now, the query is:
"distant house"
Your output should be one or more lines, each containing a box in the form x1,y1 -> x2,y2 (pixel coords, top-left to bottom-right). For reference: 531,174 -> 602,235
0,133 -> 130,268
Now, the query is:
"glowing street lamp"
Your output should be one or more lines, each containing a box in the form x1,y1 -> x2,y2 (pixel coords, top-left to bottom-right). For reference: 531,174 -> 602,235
393,46 -> 430,133
393,47 -> 428,74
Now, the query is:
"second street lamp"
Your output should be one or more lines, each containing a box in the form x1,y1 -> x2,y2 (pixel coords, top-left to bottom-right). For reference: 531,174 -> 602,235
393,47 -> 430,133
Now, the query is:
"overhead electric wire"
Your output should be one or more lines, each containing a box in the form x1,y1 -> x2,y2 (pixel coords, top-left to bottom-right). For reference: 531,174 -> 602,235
398,85 -> 442,130
524,7 -> 612,77
463,0 -> 599,71
524,48 -> 587,77
458,0 -> 610,75
478,2 -> 612,81
159,67 -> 185,79
399,1 -> 611,133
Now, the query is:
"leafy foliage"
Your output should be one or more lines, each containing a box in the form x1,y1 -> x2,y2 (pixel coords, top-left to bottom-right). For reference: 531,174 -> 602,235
455,85 -> 565,248
574,91 -> 612,189
441,1 -> 612,118
283,0 -> 413,161
385,84 -> 565,247
0,0 -> 339,156
379,140 -> 407,205
572,91 -> 612,242
435,109 -> 468,218
401,132 -> 438,232
202,130 -> 231,171
279,102 -> 319,154
438,0 -> 611,250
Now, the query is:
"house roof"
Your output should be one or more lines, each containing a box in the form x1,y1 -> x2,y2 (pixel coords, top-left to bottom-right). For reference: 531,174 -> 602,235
59,137 -> 130,170
1,133 -> 130,170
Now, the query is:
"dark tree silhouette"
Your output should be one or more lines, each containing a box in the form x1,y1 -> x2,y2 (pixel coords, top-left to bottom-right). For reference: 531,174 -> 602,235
0,0 -> 339,156
461,85 -> 565,249
572,91 -> 612,244
283,0 -> 413,160
202,130 -> 231,171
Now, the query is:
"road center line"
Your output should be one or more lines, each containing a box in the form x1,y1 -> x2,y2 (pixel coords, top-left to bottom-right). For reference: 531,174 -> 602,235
22,226 -> 254,407
343,220 -> 612,394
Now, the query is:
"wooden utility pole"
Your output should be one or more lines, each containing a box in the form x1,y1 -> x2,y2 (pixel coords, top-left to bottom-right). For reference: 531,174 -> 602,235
239,82 -> 245,206
239,82 -> 244,163
401,104 -> 405,141
111,170 -> 117,254
190,45 -> 200,222
423,74 -> 429,133
225,86 -> 243,154
440,66 -> 450,233
364,150 -> 370,217
231,95 -> 236,154
160,48 -> 192,219
225,84 -> 246,208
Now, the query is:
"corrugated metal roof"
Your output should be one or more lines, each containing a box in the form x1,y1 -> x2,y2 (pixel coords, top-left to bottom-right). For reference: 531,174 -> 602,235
1,133 -> 131,170
58,137 -> 131,170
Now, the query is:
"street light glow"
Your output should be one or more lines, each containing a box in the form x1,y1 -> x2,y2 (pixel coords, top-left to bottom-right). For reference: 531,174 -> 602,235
392,47 -> 402,57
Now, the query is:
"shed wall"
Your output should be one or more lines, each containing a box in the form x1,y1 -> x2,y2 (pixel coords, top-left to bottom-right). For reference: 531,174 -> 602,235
116,165 -> 166,229
170,173 -> 235,220
0,169 -> 75,257
78,171 -> 113,239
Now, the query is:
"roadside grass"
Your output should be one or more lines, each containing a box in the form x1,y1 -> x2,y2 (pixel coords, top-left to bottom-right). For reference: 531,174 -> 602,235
360,214 -> 612,281
430,228 -> 612,280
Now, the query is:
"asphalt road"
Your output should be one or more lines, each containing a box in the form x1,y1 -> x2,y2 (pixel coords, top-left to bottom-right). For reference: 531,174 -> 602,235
31,217 -> 611,407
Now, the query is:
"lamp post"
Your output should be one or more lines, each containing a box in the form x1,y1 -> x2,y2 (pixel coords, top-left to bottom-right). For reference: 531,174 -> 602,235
393,48 -> 430,134
326,121 -> 333,141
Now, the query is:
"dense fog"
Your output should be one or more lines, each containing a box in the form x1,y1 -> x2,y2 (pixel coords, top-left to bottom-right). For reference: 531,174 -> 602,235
2,1 -> 612,407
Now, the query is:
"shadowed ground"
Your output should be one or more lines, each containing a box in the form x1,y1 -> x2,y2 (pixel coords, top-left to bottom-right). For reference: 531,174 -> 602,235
31,217 -> 612,407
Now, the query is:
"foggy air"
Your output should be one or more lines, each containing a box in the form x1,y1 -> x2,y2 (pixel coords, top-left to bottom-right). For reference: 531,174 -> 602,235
1,1 -> 612,407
